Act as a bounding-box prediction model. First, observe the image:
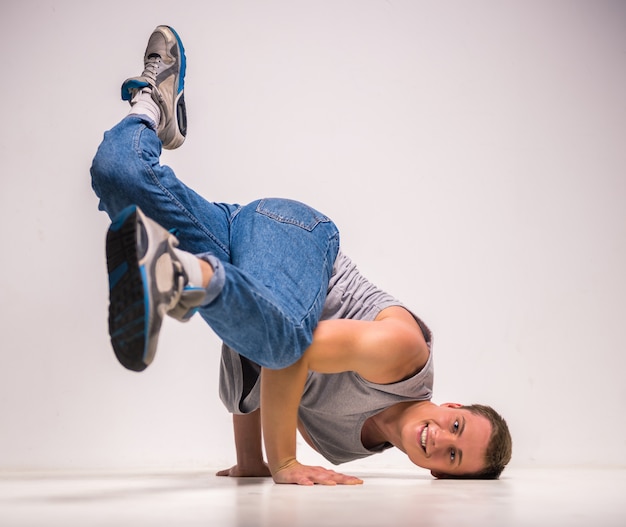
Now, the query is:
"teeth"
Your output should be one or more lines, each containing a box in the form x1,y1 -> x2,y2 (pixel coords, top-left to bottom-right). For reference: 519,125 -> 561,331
420,425 -> 428,451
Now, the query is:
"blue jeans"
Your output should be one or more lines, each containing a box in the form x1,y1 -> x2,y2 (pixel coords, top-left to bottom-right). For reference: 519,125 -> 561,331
91,115 -> 340,369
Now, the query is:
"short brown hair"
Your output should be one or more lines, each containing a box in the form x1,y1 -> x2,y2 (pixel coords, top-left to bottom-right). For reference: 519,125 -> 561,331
436,404 -> 512,480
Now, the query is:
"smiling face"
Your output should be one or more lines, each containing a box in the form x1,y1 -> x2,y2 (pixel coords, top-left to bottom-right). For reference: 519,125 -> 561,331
398,402 -> 492,477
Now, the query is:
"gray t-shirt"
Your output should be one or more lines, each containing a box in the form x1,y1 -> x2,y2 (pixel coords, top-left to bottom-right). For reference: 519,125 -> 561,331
219,250 -> 434,464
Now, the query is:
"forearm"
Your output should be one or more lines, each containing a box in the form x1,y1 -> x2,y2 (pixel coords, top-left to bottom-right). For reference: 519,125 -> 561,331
232,410 -> 265,469
216,409 -> 271,478
260,358 -> 309,475
260,356 -> 364,486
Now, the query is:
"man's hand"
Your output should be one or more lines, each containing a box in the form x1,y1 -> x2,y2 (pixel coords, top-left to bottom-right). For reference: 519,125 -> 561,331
272,460 -> 363,486
218,411 -> 272,478
216,461 -> 272,478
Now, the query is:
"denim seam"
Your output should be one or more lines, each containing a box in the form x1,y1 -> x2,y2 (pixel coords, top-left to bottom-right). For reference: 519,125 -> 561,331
305,231 -> 340,321
255,199 -> 331,232
238,232 -> 337,331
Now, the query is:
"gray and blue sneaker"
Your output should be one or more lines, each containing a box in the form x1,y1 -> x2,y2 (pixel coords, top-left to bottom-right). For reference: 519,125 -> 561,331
106,205 -> 205,371
122,25 -> 187,149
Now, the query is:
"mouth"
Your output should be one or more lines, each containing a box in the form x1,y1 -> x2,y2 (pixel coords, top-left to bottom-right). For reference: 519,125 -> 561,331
420,424 -> 429,454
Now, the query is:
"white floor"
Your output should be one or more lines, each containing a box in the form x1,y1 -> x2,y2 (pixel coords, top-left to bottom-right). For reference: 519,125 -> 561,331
1,468 -> 624,527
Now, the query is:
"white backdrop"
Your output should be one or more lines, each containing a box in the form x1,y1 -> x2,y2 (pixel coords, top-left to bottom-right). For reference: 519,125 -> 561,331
1,0 -> 625,474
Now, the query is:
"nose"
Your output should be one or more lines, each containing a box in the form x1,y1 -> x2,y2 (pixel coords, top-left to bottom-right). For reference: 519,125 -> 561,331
430,426 -> 456,451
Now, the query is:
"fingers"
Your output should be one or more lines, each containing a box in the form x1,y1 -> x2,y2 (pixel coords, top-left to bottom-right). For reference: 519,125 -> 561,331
304,468 -> 362,486
273,462 -> 364,486
217,462 -> 363,485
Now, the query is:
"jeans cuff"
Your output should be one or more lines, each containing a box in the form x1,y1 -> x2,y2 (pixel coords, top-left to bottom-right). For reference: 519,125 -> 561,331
196,252 -> 225,305
125,113 -> 157,132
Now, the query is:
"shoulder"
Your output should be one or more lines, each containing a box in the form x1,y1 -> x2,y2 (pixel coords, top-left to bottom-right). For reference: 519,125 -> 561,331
367,306 -> 430,384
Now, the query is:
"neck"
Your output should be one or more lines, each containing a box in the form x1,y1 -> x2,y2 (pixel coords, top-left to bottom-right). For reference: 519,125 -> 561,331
362,402 -> 413,449
364,400 -> 434,450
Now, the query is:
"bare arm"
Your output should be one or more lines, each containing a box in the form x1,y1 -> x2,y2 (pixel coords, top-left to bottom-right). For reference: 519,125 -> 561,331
261,306 -> 428,485
216,410 -> 271,478
305,306 -> 429,383
262,361 -> 362,485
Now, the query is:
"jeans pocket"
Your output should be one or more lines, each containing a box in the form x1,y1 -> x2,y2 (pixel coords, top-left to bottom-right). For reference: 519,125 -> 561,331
255,198 -> 331,232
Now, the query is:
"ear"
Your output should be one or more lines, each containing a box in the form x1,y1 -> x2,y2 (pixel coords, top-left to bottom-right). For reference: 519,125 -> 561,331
441,402 -> 463,409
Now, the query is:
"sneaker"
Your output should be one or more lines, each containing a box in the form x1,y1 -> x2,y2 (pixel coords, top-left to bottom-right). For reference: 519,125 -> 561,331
106,205 -> 188,371
122,25 -> 187,150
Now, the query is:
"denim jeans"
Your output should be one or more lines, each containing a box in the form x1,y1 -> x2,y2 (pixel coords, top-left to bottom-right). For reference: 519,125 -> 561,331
91,115 -> 340,369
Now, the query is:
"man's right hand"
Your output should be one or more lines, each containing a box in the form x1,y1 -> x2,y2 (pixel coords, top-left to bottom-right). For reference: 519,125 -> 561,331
271,459 -> 363,486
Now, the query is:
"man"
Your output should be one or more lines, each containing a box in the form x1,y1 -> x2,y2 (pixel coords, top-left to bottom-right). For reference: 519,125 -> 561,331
91,25 -> 511,485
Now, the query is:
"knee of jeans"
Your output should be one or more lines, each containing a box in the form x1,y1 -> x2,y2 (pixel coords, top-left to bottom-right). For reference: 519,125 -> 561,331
91,136 -> 154,212
91,134 -> 128,188
90,143 -> 138,218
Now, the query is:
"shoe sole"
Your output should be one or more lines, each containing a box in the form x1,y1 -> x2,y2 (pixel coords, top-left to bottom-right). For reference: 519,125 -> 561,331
106,206 -> 149,371
107,206 -> 185,371
159,25 -> 187,150
168,25 -> 187,144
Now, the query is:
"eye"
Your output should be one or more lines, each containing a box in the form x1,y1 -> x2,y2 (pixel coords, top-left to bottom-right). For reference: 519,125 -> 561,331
450,449 -> 456,462
452,420 -> 459,433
